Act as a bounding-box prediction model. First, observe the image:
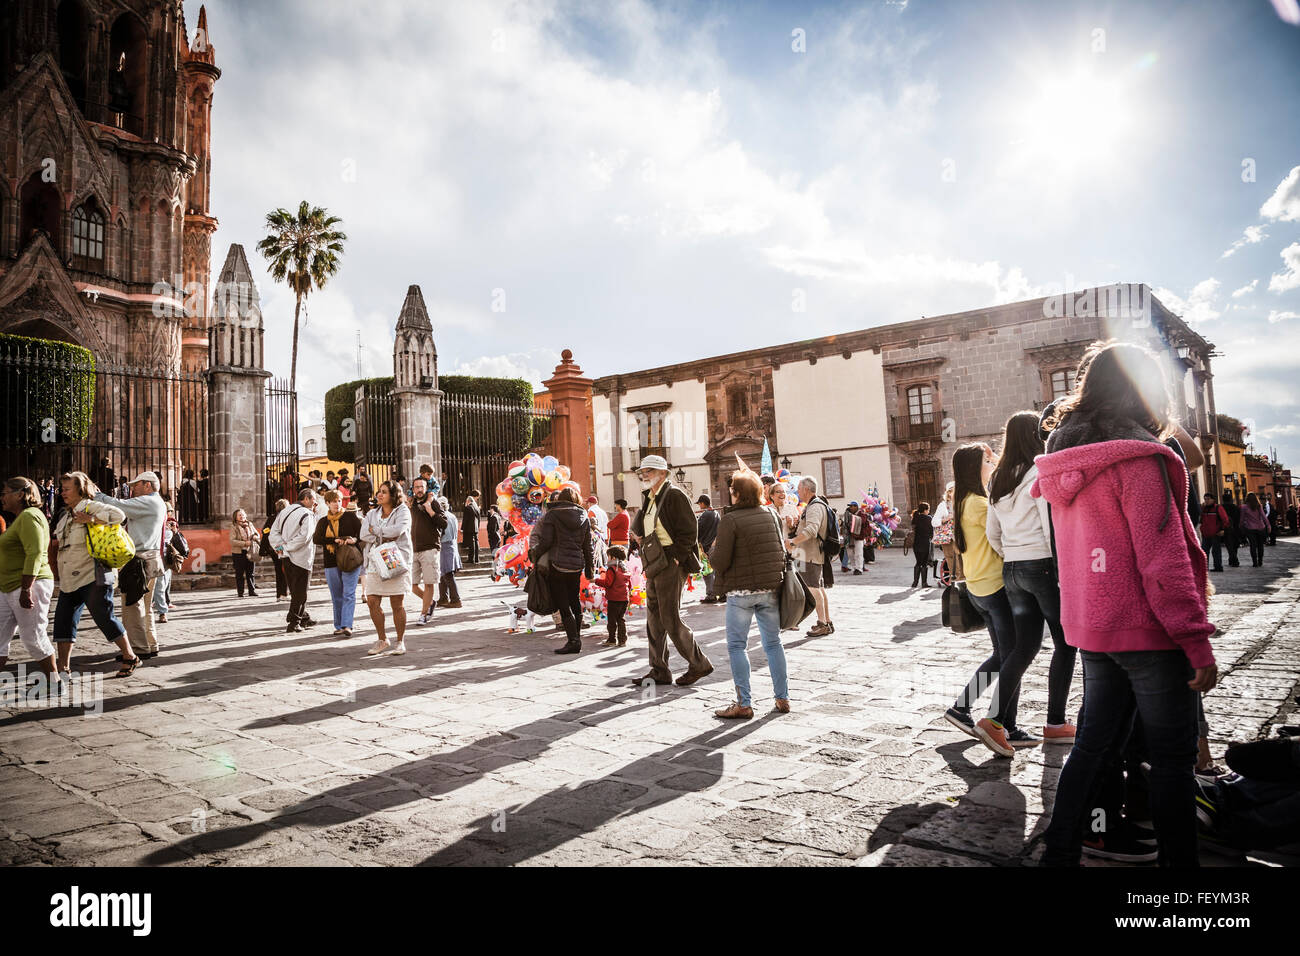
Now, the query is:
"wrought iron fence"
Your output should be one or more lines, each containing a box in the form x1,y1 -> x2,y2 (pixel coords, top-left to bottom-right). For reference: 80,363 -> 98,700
352,383 -> 397,491
265,377 -> 299,517
0,346 -> 210,523
440,394 -> 553,505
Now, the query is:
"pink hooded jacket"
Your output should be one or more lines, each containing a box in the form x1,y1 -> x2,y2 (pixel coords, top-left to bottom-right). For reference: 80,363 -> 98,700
1032,439 -> 1215,669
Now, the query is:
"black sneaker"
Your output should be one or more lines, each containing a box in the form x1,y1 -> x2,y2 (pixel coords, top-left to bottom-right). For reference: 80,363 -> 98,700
943,707 -> 979,739
286,624 -> 303,633
1006,728 -> 1041,748
1194,777 -> 1220,830
1081,831 -> 1158,863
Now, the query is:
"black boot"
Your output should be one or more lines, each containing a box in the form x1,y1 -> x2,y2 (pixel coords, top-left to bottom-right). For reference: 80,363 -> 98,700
555,641 -> 581,655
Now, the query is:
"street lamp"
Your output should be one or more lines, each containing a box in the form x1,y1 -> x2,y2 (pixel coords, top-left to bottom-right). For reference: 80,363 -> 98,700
675,466 -> 686,485
780,455 -> 792,471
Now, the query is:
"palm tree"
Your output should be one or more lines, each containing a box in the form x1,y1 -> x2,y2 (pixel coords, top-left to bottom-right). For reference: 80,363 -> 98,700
256,201 -> 346,446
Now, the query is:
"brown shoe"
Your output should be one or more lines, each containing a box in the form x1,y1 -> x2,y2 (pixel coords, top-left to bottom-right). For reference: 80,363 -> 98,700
805,622 -> 830,637
773,698 -> 791,714
601,637 -> 618,647
630,672 -> 673,686
714,702 -> 753,720
675,663 -> 714,686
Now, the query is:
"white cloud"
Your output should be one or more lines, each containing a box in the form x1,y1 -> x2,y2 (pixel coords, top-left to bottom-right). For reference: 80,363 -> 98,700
1231,279 -> 1258,297
1267,310 -> 1300,323
444,350 -> 559,391
1260,165 -> 1300,222
1268,241 -> 1300,293
1152,278 -> 1221,324
1221,224 -> 1268,258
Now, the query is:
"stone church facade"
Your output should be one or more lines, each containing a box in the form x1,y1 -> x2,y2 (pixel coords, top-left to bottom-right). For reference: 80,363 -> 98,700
0,0 -> 219,368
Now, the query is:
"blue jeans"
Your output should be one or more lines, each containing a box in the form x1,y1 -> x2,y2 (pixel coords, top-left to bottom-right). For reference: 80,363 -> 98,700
725,590 -> 788,707
325,566 -> 361,629
1003,558 -> 1074,726
1043,649 -> 1200,866
152,569 -> 171,615
954,587 -> 1020,730
53,581 -> 126,643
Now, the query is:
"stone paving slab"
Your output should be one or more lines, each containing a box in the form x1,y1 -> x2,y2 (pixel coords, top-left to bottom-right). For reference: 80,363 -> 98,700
3,543 -> 1298,866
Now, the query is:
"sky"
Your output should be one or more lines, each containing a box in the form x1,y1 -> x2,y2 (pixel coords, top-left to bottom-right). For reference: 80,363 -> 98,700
189,0 -> 1300,470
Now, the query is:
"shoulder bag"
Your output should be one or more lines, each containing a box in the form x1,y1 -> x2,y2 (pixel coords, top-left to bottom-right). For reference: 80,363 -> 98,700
941,582 -> 981,633
86,519 -> 136,570
772,511 -> 815,629
640,499 -> 672,579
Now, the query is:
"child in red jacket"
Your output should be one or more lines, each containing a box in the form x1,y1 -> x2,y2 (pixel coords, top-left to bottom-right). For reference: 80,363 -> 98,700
594,546 -> 631,647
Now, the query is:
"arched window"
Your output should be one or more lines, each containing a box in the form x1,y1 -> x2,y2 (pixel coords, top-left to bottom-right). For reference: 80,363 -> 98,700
109,14 -> 148,136
20,173 -> 62,250
72,199 -> 105,270
56,0 -> 90,113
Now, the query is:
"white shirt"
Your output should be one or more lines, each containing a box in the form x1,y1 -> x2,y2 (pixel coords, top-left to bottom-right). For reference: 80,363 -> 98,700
270,503 -> 317,570
360,503 -> 413,567
986,465 -> 1053,561
587,503 -> 609,537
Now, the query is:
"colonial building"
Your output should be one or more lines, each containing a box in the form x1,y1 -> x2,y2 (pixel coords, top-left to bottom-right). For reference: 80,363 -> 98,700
592,284 -> 1222,512
0,1 -> 220,491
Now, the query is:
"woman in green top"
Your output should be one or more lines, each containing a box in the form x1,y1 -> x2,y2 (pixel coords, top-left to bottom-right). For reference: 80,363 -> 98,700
0,477 -> 58,681
941,443 -> 1037,757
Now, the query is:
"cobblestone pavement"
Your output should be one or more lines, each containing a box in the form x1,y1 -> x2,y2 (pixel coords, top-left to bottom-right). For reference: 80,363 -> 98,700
3,542 -> 1298,867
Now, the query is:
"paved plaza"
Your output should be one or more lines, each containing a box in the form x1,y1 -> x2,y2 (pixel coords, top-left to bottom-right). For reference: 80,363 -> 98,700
3,545 -> 1298,867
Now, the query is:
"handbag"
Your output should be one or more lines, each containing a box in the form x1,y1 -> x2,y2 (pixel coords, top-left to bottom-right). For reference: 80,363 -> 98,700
941,582 -> 982,633
640,507 -> 672,578
367,539 -> 408,580
778,553 -> 816,629
86,520 -> 136,569
525,564 -> 557,615
335,542 -> 364,573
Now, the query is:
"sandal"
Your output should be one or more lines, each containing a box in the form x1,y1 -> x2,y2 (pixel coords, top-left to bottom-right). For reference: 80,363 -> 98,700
115,656 -> 141,678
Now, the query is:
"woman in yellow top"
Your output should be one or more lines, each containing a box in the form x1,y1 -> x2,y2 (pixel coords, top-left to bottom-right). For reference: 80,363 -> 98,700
941,442 -> 1037,757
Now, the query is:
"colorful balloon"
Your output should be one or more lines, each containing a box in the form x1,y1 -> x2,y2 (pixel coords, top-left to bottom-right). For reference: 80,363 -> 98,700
526,465 -> 545,486
544,470 -> 564,491
508,460 -> 525,479
541,455 -> 559,473
511,476 -> 529,495
496,494 -> 512,512
527,486 -> 546,505
521,503 -> 542,525
557,465 -> 571,481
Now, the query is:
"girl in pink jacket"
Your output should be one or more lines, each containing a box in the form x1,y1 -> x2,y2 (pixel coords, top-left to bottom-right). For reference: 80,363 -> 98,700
1035,341 -> 1217,868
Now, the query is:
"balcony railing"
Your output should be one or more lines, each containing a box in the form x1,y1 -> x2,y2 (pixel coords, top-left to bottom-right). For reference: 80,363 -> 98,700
890,411 -> 946,443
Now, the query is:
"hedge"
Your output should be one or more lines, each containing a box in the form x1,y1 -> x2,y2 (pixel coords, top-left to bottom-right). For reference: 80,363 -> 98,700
0,333 -> 96,442
323,374 -> 535,462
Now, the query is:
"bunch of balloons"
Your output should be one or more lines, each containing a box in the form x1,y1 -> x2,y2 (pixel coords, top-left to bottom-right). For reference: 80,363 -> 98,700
491,453 -> 579,586
858,486 -> 901,547
579,554 -> 648,620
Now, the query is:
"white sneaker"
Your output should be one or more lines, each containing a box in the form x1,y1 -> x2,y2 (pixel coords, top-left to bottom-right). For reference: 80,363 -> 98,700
388,643 -> 406,656
365,642 -> 390,656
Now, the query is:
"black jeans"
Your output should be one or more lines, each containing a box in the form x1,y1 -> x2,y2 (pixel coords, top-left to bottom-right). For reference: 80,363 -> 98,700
1225,529 -> 1241,567
606,600 -> 628,643
1003,557 -> 1075,726
953,587 -> 1018,730
439,571 -> 460,604
465,532 -> 480,564
1200,533 -> 1223,572
1245,530 -> 1267,566
549,568 -> 582,643
284,561 -> 310,626
1043,650 -> 1200,867
912,540 -> 932,586
233,552 -> 257,595
272,555 -> 288,598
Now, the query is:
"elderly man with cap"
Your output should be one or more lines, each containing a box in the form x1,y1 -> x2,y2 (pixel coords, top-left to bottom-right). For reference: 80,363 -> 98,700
96,471 -> 168,659
629,455 -> 714,686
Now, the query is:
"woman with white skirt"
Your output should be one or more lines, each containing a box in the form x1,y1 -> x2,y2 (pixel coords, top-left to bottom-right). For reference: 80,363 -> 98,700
359,480 -> 413,656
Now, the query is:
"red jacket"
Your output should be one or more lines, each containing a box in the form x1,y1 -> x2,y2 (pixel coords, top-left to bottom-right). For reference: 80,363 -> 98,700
1033,439 -> 1215,669
1200,505 -> 1230,538
594,563 -> 631,602
607,511 -> 630,543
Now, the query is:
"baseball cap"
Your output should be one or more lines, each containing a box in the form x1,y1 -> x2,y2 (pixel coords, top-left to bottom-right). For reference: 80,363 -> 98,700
586,495 -> 598,504
130,471 -> 160,487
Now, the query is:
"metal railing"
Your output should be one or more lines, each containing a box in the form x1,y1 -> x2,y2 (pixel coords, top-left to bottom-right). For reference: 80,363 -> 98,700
890,410 -> 947,442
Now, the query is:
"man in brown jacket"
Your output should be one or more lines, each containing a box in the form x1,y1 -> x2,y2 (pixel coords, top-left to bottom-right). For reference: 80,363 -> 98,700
628,456 -> 713,687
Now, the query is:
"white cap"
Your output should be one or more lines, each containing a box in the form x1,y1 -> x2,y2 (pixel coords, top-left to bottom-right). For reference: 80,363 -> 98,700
638,455 -> 669,471
130,471 -> 160,488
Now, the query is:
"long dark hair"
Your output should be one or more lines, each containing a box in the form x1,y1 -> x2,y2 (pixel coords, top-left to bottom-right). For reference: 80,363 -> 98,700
1245,492 -> 1261,512
989,411 -> 1044,504
952,443 -> 990,554
1044,341 -> 1172,440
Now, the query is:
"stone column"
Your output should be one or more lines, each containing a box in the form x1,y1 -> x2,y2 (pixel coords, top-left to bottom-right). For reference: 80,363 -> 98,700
542,349 -> 594,496
394,384 -> 443,483
208,366 -> 271,521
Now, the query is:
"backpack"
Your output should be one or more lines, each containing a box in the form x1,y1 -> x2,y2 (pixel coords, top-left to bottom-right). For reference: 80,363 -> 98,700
811,497 -> 841,557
